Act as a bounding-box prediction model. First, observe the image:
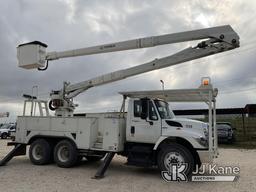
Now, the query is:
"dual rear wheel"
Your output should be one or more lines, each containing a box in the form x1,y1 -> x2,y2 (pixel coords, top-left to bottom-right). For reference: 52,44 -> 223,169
29,139 -> 52,165
29,139 -> 78,168
29,138 -> 105,167
54,140 -> 78,168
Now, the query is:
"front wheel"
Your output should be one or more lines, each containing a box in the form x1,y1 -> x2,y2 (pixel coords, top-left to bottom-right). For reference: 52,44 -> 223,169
54,140 -> 78,168
157,143 -> 194,180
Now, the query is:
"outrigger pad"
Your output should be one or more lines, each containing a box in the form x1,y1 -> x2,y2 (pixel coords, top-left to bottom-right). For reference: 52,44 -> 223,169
0,144 -> 26,166
93,152 -> 115,179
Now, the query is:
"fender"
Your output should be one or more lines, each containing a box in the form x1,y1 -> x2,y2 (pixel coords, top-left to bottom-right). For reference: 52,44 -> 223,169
153,135 -> 205,150
153,136 -> 168,150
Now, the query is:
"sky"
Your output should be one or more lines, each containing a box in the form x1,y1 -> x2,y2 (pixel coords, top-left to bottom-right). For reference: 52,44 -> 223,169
0,0 -> 256,123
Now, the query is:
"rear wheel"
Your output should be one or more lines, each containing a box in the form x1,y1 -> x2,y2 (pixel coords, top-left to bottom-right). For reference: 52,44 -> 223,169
29,139 -> 52,165
54,140 -> 78,168
157,143 -> 194,180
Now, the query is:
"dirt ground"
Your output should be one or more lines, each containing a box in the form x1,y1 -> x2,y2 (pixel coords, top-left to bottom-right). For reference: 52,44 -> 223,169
0,140 -> 255,192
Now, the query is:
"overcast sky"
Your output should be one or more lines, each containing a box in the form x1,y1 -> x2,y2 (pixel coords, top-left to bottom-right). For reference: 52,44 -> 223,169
0,0 -> 256,123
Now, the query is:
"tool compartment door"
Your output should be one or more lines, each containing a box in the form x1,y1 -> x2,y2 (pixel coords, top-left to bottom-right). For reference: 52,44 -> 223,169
102,117 -> 125,152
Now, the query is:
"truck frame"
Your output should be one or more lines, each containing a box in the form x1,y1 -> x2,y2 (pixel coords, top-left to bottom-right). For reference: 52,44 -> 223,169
0,25 -> 239,179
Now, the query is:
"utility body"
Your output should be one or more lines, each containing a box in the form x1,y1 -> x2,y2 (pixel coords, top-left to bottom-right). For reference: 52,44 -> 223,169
1,25 -> 239,178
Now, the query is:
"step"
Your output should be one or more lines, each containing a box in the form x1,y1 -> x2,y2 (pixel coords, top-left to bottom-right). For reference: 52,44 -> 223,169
96,136 -> 103,143
93,142 -> 103,149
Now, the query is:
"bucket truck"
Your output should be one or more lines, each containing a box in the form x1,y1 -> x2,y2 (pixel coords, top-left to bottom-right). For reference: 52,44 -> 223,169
0,25 -> 239,179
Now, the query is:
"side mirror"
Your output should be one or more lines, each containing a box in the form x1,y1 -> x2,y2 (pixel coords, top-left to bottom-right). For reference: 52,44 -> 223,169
140,98 -> 149,119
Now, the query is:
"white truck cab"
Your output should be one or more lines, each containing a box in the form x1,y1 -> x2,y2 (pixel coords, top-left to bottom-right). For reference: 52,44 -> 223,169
127,98 -> 208,148
119,84 -> 217,172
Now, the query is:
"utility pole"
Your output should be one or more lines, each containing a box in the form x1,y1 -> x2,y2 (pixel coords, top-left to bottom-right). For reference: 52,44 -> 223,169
160,80 -> 165,91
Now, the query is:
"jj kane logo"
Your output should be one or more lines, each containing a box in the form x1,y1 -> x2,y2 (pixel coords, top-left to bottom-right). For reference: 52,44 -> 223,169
161,163 -> 188,182
162,163 -> 240,182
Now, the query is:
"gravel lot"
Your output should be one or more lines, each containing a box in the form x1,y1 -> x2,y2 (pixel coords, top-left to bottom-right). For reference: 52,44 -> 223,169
0,140 -> 255,192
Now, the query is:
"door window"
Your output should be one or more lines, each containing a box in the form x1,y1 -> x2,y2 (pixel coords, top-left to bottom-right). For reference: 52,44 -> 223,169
149,101 -> 158,120
134,100 -> 158,120
134,100 -> 142,117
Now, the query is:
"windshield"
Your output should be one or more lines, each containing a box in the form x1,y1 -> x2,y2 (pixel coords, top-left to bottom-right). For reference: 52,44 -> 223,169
154,100 -> 175,119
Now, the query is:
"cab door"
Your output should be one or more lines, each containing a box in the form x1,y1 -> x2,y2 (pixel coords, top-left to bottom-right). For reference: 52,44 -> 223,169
127,99 -> 161,143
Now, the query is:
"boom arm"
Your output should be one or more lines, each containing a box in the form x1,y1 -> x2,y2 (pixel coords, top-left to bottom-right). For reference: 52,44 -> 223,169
17,25 -> 238,70
66,44 -> 232,99
17,25 -> 239,116
45,25 -> 238,61
63,25 -> 239,97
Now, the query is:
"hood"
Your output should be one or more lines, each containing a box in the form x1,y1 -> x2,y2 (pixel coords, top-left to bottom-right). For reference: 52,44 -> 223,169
167,118 -> 207,129
164,117 -> 208,137
162,118 -> 209,147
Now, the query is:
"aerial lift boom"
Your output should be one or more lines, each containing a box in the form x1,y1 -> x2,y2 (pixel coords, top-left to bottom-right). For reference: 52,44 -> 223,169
17,25 -> 239,116
44,25 -> 238,60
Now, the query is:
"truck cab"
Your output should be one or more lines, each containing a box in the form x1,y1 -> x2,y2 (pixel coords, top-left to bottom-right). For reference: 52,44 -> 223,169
127,98 -> 208,148
123,97 -> 208,170
119,84 -> 217,175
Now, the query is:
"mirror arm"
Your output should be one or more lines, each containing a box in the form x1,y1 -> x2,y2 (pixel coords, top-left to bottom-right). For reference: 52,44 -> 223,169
145,118 -> 153,125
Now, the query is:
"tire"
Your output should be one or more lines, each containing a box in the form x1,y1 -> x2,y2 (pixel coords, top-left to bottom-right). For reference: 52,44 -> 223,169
157,143 -> 194,180
54,140 -> 78,168
86,154 -> 105,162
1,133 -> 8,139
29,139 -> 52,165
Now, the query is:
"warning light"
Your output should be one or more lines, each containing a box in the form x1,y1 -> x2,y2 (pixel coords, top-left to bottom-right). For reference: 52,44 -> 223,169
203,79 -> 209,85
201,77 -> 211,86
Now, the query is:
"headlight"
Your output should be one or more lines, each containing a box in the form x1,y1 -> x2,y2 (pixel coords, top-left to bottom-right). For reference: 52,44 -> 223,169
196,136 -> 208,147
202,123 -> 209,137
203,128 -> 208,138
202,123 -> 208,129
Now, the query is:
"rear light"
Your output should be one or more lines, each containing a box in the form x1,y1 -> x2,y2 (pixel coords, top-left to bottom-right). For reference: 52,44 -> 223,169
201,77 -> 211,86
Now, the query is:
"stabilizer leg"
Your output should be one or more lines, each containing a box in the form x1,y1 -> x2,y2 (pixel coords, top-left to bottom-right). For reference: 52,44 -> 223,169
0,144 -> 26,166
93,152 -> 115,179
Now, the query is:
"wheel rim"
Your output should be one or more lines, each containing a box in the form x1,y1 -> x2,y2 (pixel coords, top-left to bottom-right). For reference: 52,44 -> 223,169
57,145 -> 70,162
164,152 -> 185,170
32,144 -> 43,161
